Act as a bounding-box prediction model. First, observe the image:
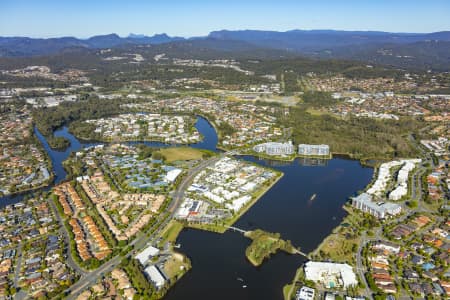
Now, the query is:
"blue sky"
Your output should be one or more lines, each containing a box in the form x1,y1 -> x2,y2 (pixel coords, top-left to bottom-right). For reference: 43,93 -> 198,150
1,0 -> 449,38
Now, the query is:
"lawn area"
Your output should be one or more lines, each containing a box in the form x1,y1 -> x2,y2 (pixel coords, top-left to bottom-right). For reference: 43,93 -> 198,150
316,231 -> 360,264
283,284 -> 293,300
163,252 -> 190,279
310,206 -> 368,264
158,220 -> 184,246
187,222 -> 227,233
160,147 -> 205,162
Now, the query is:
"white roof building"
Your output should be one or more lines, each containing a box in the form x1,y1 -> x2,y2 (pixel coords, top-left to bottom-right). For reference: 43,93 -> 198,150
164,168 -> 182,183
352,193 -> 402,219
304,261 -> 358,289
388,184 -> 407,201
144,265 -> 166,289
296,286 -> 315,300
388,159 -> 420,200
204,191 -> 225,203
369,159 -> 421,199
136,246 -> 160,265
225,195 -> 252,212
298,144 -> 330,156
253,141 -> 295,156
367,160 -> 403,196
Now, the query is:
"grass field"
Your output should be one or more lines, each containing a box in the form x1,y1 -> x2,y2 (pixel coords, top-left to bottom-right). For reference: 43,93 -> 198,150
163,252 -> 190,279
158,220 -> 184,246
311,208 -> 363,264
283,284 -> 293,300
160,147 -> 205,162
316,230 -> 360,264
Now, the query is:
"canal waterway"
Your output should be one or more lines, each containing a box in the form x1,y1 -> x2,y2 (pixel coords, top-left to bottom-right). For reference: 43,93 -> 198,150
1,115 -> 373,300
0,116 -> 217,207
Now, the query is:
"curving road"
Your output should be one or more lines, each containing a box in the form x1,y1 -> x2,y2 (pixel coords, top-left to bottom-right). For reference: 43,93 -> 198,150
64,153 -> 229,299
355,231 -> 380,300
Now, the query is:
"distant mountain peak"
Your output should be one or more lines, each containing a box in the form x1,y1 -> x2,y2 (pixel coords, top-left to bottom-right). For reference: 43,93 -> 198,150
1,29 -> 449,69
128,33 -> 147,39
152,33 -> 169,38
88,33 -> 121,39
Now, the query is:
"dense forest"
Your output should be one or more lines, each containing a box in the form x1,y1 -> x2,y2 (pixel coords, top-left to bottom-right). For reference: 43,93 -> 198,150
31,90 -> 424,160
282,104 -> 421,160
89,64 -> 271,89
240,57 -> 406,78
32,97 -> 125,147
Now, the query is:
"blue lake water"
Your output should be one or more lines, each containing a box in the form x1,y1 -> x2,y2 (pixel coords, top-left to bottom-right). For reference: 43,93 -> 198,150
0,114 -> 373,300
163,157 -> 373,300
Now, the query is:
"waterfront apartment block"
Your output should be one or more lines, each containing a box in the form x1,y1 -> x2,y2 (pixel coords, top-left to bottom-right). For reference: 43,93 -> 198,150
352,193 -> 402,219
298,144 -> 330,156
304,261 -> 358,289
253,141 -> 294,156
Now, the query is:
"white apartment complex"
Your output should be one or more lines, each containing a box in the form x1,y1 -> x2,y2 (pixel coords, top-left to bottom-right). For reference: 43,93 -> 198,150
253,141 -> 295,156
298,144 -> 330,156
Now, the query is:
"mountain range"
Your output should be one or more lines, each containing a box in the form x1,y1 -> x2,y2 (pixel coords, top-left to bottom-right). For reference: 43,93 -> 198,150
1,29 -> 450,70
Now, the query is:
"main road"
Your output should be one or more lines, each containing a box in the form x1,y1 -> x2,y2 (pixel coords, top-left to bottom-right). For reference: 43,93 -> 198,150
65,152 -> 228,299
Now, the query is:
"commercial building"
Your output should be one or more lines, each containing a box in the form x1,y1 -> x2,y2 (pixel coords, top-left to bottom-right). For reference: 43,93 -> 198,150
298,144 -> 330,156
253,141 -> 295,156
136,246 -> 160,265
164,168 -> 182,183
352,193 -> 402,219
304,261 -> 358,289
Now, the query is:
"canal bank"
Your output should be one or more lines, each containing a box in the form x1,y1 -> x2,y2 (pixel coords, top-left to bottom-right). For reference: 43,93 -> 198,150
1,114 -> 373,300
0,116 -> 218,207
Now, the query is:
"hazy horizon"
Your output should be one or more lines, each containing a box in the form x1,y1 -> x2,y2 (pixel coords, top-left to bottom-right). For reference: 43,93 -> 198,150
1,0 -> 449,38
1,27 -> 450,39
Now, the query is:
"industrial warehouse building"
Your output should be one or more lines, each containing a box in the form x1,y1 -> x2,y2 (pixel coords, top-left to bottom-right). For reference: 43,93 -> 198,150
298,144 -> 330,156
253,141 -> 295,156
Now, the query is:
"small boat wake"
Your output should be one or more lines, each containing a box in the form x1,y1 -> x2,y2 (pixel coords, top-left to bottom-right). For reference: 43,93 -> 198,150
237,277 -> 247,288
